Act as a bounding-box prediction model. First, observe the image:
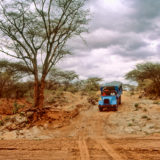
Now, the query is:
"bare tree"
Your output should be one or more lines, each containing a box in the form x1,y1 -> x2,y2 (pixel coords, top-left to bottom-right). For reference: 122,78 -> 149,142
0,0 -> 89,109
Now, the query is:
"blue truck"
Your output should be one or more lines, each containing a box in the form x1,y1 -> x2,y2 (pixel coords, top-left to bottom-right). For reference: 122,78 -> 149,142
98,81 -> 122,111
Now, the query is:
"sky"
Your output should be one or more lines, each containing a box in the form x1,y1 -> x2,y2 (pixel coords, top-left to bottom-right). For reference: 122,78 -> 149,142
58,0 -> 160,83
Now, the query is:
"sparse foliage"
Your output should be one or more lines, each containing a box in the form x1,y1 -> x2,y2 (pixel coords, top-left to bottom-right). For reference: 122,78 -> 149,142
0,0 -> 89,109
84,77 -> 102,92
48,68 -> 79,91
0,60 -> 31,98
125,62 -> 160,96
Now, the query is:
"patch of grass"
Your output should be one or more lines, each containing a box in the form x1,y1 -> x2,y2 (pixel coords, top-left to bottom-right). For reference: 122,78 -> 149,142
141,115 -> 148,119
134,103 -> 139,111
128,123 -> 133,126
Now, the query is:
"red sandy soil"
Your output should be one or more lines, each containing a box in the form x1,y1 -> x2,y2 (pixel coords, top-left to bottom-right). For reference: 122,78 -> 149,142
0,92 -> 160,159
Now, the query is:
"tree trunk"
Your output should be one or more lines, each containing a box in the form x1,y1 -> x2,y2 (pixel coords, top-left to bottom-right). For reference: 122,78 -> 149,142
34,78 -> 40,108
34,75 -> 46,110
38,77 -> 45,109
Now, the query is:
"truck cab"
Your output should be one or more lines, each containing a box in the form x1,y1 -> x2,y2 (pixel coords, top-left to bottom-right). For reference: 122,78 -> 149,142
98,81 -> 122,111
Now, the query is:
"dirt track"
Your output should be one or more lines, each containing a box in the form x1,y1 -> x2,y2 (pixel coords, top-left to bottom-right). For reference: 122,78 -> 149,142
1,137 -> 160,160
1,93 -> 160,159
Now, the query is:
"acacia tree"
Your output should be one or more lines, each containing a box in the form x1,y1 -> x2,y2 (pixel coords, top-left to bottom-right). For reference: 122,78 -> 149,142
49,68 -> 78,83
125,62 -> 160,95
0,60 -> 31,98
0,0 -> 89,109
85,77 -> 102,92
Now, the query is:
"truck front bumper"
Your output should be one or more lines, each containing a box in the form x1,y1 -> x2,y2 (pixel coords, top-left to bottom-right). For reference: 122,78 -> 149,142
98,105 -> 117,111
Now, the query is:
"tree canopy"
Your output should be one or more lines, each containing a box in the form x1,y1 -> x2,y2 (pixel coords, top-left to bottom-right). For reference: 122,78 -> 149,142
125,62 -> 160,96
0,0 -> 89,109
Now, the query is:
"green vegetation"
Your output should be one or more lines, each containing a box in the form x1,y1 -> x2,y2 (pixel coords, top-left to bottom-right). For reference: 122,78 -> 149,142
0,0 -> 89,109
125,62 -> 160,97
0,60 -> 31,98
0,58 -> 103,109
128,123 -> 133,126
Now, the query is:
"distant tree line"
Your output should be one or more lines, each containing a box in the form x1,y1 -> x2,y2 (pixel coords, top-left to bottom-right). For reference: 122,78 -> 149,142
0,59 -> 102,100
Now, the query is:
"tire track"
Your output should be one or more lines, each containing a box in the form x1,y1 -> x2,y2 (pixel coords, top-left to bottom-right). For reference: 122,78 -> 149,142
96,139 -> 123,160
78,138 -> 90,160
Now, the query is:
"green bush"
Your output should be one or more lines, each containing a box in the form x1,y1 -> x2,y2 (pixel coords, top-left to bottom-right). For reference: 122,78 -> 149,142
134,103 -> 139,108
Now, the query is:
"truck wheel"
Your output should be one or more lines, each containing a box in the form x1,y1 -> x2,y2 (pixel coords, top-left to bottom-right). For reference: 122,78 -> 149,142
119,96 -> 121,104
99,106 -> 103,112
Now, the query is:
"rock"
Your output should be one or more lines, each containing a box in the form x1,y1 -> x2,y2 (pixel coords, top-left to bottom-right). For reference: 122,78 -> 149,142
145,123 -> 155,129
44,123 -> 48,129
142,124 -> 156,134
30,126 -> 40,135
7,123 -> 17,131
132,126 -> 141,131
15,115 -> 27,123
124,127 -> 135,134
5,122 -> 12,127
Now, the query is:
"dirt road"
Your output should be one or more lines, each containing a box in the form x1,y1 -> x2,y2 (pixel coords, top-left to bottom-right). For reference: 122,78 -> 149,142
1,92 -> 160,159
1,137 -> 160,160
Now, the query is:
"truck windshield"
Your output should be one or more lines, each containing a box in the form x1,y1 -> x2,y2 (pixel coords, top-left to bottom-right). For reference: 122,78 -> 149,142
102,90 -> 117,96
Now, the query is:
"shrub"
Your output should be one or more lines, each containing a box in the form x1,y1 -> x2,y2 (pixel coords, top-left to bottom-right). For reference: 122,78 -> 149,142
0,120 -> 4,126
128,123 -> 132,126
125,62 -> 160,97
134,103 -> 139,111
134,103 -> 139,107
141,115 -> 148,119
13,102 -> 25,114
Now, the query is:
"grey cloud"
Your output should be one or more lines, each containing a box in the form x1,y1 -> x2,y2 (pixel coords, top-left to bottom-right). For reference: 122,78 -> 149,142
59,0 -> 160,82
111,45 -> 157,60
127,0 -> 160,19
70,29 -> 148,50
88,0 -> 160,34
123,0 -> 160,33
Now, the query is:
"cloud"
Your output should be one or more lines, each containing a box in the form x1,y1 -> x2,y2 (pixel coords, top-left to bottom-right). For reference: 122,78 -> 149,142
127,0 -> 160,19
58,0 -> 160,83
